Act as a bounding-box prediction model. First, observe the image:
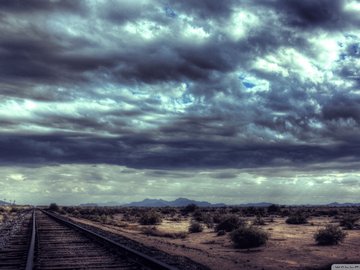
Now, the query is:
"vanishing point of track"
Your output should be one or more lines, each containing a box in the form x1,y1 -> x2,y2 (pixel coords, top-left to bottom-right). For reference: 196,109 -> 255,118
0,209 -> 177,270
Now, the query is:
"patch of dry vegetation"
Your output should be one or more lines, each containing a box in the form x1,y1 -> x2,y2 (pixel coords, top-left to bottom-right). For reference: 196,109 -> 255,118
59,204 -> 360,270
230,225 -> 269,248
142,226 -> 188,239
314,224 -> 347,245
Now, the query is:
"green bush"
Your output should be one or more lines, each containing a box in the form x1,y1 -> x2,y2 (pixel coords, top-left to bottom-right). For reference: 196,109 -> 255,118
189,222 -> 204,233
230,226 -> 269,249
139,210 -> 162,225
216,214 -> 244,232
314,225 -> 347,245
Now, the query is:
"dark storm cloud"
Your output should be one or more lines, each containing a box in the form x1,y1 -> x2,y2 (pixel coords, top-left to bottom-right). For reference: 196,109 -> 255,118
260,0 -> 360,30
144,170 -> 190,178
0,35 -> 117,85
117,42 -> 238,84
211,172 -> 238,179
0,0 -> 85,13
168,0 -> 235,19
1,133 -> 360,170
322,92 -> 360,123
0,0 -> 301,91
102,1 -> 162,24
1,0 -> 360,170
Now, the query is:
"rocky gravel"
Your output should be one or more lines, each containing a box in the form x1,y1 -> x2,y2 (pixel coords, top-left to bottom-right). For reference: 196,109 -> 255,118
0,209 -> 31,250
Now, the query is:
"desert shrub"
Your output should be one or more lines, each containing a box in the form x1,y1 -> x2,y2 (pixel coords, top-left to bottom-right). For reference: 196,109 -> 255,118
169,216 -> 182,222
139,210 -> 162,225
253,215 -> 266,225
340,215 -> 359,229
212,212 -> 225,224
243,207 -> 257,216
49,203 -> 59,212
143,227 -> 187,239
286,212 -> 308,224
160,207 -> 177,216
193,210 -> 214,228
193,209 -> 204,221
328,209 -> 339,217
183,204 -> 198,214
62,206 -> 70,213
189,222 -> 204,233
122,213 -> 137,223
314,225 -> 346,245
216,214 -> 244,232
280,209 -> 290,217
228,207 -> 240,213
9,207 -> 19,213
230,226 -> 269,249
203,215 -> 214,228
99,214 -> 109,224
267,204 -> 281,214
72,209 -> 80,217
256,208 -> 266,216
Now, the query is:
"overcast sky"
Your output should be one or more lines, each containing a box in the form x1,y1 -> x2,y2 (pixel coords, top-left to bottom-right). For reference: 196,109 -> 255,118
1,0 -> 360,205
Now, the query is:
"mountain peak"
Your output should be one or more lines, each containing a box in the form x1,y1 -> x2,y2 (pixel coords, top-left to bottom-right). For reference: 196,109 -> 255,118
123,198 -> 225,207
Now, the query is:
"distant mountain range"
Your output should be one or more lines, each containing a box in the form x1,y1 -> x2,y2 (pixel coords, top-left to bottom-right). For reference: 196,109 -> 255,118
78,199 -> 360,207
0,200 -> 10,205
79,203 -> 99,207
237,202 -> 274,207
123,197 -> 226,207
327,202 -> 360,207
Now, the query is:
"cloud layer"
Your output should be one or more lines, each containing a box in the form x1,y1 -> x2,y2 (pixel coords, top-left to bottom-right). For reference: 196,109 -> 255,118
1,0 -> 360,203
2,164 -> 360,205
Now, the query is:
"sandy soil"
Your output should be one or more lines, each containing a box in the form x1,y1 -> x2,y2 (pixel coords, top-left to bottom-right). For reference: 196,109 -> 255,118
69,215 -> 360,270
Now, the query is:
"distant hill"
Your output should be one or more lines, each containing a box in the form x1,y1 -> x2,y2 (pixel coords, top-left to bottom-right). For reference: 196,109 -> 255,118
327,202 -> 360,207
0,200 -> 10,205
78,200 -> 360,208
236,202 -> 273,207
123,197 -> 226,207
79,203 -> 98,207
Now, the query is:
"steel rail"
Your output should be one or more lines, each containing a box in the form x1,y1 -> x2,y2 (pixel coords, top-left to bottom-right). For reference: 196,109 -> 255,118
41,209 -> 178,270
25,209 -> 36,270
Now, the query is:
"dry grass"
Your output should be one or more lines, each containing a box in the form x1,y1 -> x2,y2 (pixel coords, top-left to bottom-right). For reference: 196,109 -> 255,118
142,226 -> 188,239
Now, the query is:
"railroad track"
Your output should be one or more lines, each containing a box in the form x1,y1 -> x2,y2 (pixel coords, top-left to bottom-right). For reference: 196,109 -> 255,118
1,209 -> 178,270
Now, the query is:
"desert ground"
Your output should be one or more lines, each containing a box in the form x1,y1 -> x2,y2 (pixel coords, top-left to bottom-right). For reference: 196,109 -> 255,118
51,205 -> 360,270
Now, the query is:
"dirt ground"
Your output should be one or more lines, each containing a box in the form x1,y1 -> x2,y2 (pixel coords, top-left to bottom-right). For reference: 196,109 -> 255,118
69,215 -> 360,270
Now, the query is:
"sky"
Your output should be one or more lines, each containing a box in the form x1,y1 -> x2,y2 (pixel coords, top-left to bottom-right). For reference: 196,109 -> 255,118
1,0 -> 360,205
